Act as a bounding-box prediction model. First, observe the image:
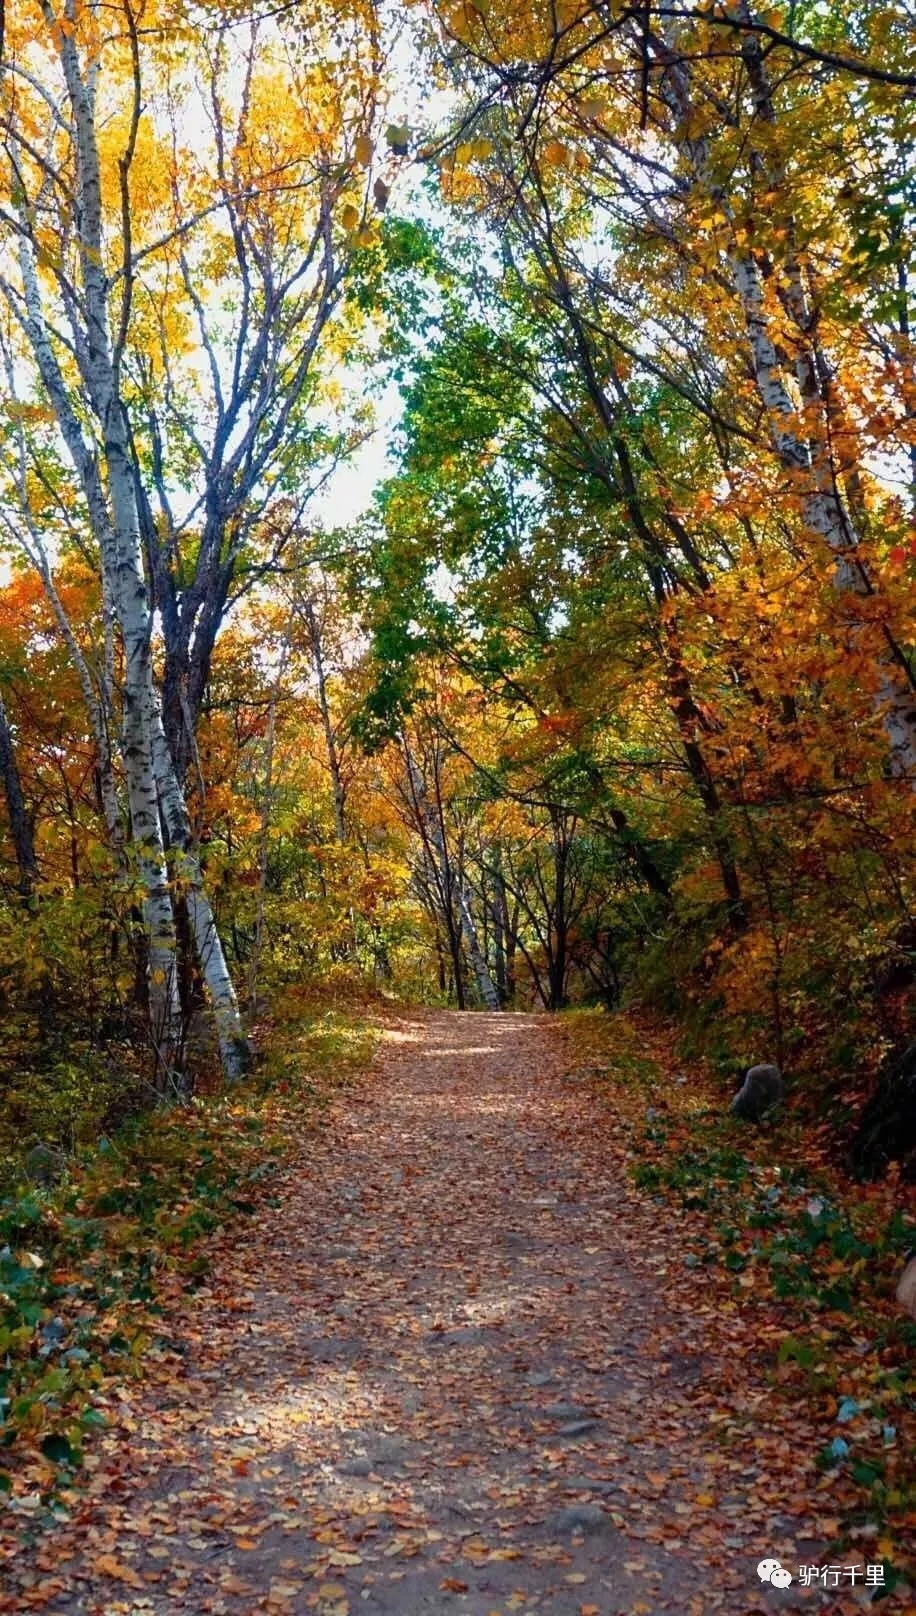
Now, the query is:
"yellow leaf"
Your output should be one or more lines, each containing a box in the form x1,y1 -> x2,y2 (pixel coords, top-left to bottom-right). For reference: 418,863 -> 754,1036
95,1555 -> 143,1589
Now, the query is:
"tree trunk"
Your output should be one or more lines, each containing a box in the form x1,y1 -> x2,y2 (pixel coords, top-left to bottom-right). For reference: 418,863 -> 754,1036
17,240 -> 180,1073
248,672 -> 282,1015
150,701 -> 250,1080
607,808 -> 673,909
546,933 -> 568,1012
0,691 -> 37,900
459,886 -> 501,1010
489,854 -> 509,1003
447,912 -> 467,1010
505,893 -> 518,1001
662,619 -> 746,927
302,595 -> 347,843
14,18 -> 256,1087
13,33 -> 183,1088
434,924 -> 448,996
403,740 -> 474,1010
548,824 -> 570,1011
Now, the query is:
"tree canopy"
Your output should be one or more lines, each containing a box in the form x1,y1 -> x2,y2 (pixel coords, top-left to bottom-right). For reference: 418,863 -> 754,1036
1,0 -> 915,1172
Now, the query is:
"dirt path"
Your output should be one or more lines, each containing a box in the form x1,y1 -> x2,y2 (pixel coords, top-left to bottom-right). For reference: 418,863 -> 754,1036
5,1012 -> 884,1614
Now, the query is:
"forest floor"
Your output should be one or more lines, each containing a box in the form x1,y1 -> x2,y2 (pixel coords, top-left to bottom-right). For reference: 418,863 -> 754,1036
1,1009 -> 913,1616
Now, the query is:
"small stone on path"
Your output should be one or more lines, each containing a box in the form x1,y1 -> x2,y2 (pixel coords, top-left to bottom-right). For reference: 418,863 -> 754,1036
550,1503 -> 613,1534
558,1418 -> 600,1437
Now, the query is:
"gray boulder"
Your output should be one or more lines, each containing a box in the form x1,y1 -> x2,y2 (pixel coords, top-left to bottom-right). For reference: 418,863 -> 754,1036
730,1063 -> 784,1122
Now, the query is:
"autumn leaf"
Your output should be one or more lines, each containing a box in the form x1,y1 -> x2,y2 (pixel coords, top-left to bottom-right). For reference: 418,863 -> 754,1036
94,1556 -> 143,1589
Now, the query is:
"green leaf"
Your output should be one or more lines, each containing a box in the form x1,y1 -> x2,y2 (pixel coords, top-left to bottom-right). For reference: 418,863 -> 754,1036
385,122 -> 410,155
40,1432 -> 74,1465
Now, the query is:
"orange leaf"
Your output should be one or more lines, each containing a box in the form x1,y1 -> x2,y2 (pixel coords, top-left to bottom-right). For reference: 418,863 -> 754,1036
95,1555 -> 143,1589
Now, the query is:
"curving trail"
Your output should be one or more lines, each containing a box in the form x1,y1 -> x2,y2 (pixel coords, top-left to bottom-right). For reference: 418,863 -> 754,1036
6,1012 -> 868,1614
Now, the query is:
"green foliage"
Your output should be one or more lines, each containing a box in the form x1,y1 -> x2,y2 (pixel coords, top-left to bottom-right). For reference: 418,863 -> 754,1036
344,215 -> 445,361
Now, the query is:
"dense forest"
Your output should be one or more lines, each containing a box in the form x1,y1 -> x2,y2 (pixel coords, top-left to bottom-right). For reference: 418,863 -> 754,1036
2,3 -> 916,1606
2,0 -> 915,1171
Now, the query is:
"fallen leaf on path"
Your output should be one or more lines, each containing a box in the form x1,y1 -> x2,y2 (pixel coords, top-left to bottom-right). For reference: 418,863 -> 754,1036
94,1555 -> 143,1588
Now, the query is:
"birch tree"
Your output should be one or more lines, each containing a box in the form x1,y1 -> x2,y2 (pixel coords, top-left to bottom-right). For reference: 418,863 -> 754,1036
2,5 -> 184,1079
0,0 -> 392,1080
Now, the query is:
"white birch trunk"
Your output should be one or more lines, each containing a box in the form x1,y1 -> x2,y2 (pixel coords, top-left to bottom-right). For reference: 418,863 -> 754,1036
23,12 -> 185,1077
105,427 -> 184,1076
14,244 -> 180,1078
459,888 -> 501,1010
24,8 -> 249,1084
148,699 -> 249,1081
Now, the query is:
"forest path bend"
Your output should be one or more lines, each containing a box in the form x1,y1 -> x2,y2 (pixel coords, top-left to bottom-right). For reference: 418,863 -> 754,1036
8,1011 -> 858,1614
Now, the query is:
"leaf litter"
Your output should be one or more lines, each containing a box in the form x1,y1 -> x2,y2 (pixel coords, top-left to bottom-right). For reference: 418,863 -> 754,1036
1,1008 -> 912,1613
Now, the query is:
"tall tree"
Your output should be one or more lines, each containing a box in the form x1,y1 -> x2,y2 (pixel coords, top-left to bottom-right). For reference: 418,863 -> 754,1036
0,0 -> 393,1081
